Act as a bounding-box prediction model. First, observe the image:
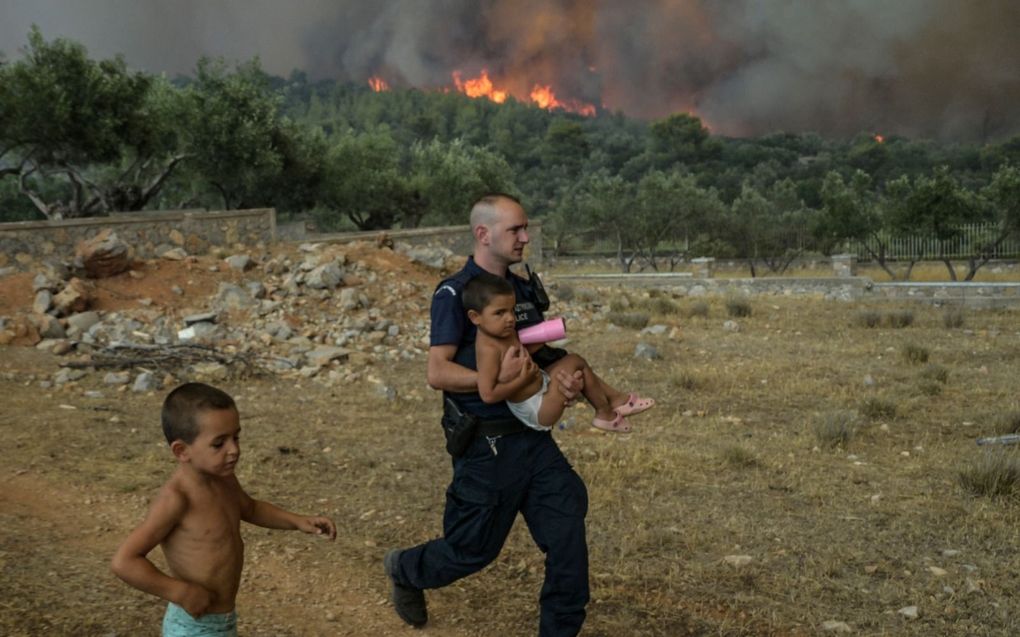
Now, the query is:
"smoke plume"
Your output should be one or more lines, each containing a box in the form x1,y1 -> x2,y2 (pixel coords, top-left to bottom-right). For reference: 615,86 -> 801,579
2,0 -> 1017,140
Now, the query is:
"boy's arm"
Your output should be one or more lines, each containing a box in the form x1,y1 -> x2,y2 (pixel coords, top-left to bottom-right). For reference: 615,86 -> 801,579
476,340 -> 538,403
111,486 -> 213,616
238,484 -> 336,540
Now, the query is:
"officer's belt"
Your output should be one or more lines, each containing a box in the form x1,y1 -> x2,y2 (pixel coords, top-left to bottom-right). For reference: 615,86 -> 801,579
443,403 -> 528,436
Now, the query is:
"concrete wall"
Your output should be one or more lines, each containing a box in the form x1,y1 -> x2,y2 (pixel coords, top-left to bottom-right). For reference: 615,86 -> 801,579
552,273 -> 1020,307
0,209 -> 276,269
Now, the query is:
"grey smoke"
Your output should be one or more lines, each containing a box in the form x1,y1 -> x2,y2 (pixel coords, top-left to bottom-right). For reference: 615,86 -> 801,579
1,0 -> 1017,141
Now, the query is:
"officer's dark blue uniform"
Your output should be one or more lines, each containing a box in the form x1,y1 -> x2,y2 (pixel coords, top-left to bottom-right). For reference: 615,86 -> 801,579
390,256 -> 590,637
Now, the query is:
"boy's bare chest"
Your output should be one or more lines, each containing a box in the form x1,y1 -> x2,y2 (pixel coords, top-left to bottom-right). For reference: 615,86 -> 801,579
179,485 -> 243,542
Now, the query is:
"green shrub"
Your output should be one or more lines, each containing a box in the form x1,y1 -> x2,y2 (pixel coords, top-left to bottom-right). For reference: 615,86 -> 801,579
726,297 -> 752,318
920,364 -> 949,384
722,445 -> 761,468
902,343 -> 930,364
854,310 -> 882,328
860,397 -> 897,420
959,451 -> 1020,497
554,283 -> 575,302
574,287 -> 598,303
670,370 -> 699,391
686,301 -> 710,318
916,380 -> 943,396
640,296 -> 681,316
942,308 -> 965,328
814,411 -> 859,449
609,297 -> 633,312
994,411 -> 1020,435
885,311 -> 915,328
607,312 -> 650,330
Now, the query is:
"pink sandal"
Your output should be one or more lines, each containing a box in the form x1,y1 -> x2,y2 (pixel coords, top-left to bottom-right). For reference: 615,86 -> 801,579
592,412 -> 632,433
614,393 -> 655,417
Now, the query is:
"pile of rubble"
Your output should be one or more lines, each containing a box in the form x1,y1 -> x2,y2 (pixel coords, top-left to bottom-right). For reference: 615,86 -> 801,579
0,230 -> 472,391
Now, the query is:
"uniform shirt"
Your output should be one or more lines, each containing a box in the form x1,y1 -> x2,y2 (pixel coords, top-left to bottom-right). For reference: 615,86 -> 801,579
430,256 -> 545,418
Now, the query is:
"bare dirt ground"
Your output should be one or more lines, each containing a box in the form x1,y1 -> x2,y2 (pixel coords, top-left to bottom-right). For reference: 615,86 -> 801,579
2,249 -> 1020,636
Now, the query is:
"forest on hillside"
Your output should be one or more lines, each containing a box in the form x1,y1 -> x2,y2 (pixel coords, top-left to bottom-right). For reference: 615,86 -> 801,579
2,29 -> 1019,277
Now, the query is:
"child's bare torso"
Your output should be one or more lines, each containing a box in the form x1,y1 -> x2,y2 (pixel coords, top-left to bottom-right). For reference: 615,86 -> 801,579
162,469 -> 246,613
476,331 -> 542,402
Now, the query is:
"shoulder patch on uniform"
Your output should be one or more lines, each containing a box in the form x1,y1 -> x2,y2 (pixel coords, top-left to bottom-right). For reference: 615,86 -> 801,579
435,284 -> 457,297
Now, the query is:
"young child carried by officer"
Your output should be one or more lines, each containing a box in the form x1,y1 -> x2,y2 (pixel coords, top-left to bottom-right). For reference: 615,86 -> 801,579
464,272 -> 653,432
111,382 -> 336,636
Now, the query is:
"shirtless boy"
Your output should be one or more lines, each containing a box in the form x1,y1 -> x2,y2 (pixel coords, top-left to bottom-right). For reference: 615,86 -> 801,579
464,272 -> 630,431
111,382 -> 336,636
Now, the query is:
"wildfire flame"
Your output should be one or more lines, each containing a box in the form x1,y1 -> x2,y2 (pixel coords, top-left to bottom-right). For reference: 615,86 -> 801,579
452,70 -> 508,104
873,133 -> 885,143
451,69 -> 596,116
368,76 -> 390,92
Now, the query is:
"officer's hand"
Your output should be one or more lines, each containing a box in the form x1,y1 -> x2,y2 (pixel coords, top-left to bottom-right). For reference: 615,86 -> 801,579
498,345 -> 528,383
554,369 -> 584,403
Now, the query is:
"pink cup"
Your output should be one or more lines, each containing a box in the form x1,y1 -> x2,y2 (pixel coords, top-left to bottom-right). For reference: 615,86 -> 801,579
518,318 -> 566,344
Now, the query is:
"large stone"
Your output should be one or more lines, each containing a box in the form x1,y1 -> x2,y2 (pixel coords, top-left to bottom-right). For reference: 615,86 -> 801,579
66,311 -> 101,333
225,254 -> 253,271
192,362 -> 228,381
159,247 -> 188,261
75,229 -> 131,278
339,287 -> 360,310
31,313 -> 66,339
33,290 -> 53,314
306,262 -> 344,290
52,278 -> 93,316
305,346 -> 352,368
132,371 -> 158,392
214,282 -> 255,310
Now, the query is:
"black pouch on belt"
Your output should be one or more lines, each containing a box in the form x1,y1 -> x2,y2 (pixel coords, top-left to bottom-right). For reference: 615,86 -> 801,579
442,397 -> 479,458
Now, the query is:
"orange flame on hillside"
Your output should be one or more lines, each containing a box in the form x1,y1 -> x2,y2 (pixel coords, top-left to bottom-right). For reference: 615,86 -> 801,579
874,133 -> 885,143
452,69 -> 508,103
451,69 -> 596,116
368,76 -> 390,92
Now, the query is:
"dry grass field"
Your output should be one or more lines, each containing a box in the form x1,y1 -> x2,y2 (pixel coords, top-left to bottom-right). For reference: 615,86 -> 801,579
2,283 -> 1019,635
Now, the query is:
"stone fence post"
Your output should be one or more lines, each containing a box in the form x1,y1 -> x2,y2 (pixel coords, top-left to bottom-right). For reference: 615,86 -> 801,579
691,257 -> 715,279
832,254 -> 857,277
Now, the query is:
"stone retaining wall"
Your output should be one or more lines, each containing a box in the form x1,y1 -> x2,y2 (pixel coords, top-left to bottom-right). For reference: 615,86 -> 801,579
302,221 -> 544,263
0,209 -> 276,269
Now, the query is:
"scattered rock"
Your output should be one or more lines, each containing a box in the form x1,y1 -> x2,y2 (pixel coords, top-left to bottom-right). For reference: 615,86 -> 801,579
305,346 -> 352,368
723,320 -> 740,332
75,229 -> 132,278
723,555 -> 753,568
306,262 -> 344,290
820,620 -> 852,633
184,312 -> 219,326
66,311 -> 101,333
897,606 -> 919,619
52,278 -> 93,316
132,372 -> 158,392
103,372 -> 131,385
225,254 -> 253,271
159,247 -> 188,261
192,362 -> 228,381
633,343 -> 660,360
641,324 -> 668,335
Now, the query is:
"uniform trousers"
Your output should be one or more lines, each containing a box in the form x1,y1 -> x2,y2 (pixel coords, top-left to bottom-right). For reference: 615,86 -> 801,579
393,428 -> 589,637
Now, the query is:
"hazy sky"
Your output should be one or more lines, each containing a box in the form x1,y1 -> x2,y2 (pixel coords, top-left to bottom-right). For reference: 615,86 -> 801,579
2,0 -> 1018,141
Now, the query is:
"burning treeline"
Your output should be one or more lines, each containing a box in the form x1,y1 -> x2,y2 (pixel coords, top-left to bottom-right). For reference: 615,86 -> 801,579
336,0 -> 1019,141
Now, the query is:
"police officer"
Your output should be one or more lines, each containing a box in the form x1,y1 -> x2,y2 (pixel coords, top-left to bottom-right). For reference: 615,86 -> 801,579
384,193 -> 589,636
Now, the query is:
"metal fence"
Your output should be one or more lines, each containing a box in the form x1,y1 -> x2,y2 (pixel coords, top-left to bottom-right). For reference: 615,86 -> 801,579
558,223 -> 1019,260
843,223 -> 1020,260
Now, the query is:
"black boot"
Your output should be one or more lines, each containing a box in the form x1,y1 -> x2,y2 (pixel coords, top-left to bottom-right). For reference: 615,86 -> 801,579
384,549 -> 428,627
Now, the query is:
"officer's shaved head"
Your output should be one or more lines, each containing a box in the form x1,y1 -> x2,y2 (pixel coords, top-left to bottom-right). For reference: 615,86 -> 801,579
469,193 -> 522,232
